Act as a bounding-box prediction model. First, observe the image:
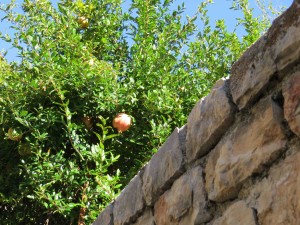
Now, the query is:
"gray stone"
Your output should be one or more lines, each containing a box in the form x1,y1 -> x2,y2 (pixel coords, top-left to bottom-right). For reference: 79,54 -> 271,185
113,174 -> 145,225
186,78 -> 236,163
205,96 -> 287,202
92,203 -> 113,225
142,127 -> 186,206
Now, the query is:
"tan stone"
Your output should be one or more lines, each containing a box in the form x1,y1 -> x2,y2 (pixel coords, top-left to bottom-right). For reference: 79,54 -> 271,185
283,71 -> 300,137
247,150 -> 300,225
143,126 -> 186,206
186,78 -> 236,163
269,1 -> 300,73
212,201 -> 257,225
113,174 -> 145,225
180,166 -> 212,225
230,34 -> 277,110
133,208 -> 155,225
154,171 -> 192,225
92,203 -> 113,225
205,97 -> 287,202
154,166 -> 211,225
230,1 -> 300,109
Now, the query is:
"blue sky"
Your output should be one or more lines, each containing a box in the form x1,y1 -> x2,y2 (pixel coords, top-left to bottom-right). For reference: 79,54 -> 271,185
0,0 -> 293,62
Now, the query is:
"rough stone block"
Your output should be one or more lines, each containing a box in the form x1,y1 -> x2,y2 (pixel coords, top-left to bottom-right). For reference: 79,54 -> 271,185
92,203 -> 113,225
133,208 -> 155,225
283,71 -> 300,137
186,78 -> 236,163
154,166 -> 211,225
205,96 -> 287,202
230,1 -> 300,109
142,127 -> 186,206
247,149 -> 300,225
212,201 -> 257,225
230,35 -> 277,110
113,174 -> 145,225
269,0 -> 300,73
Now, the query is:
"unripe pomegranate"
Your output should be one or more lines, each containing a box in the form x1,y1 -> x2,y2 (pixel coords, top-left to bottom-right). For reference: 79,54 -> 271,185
7,128 -> 22,141
18,143 -> 31,156
113,113 -> 131,133
77,16 -> 89,28
82,116 -> 93,130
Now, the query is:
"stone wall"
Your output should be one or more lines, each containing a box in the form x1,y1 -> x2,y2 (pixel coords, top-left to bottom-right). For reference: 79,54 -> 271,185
92,1 -> 300,224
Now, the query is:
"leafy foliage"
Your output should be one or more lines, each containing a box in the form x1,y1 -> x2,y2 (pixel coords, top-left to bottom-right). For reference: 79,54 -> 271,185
0,0 -> 280,224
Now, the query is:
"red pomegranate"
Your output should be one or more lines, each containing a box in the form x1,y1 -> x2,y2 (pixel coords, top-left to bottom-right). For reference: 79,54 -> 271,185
113,113 -> 132,133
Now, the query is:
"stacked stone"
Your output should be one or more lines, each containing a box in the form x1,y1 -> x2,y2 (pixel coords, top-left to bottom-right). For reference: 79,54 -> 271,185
93,0 -> 300,224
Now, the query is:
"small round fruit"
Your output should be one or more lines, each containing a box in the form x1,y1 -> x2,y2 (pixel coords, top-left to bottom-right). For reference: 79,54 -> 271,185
82,116 -> 93,130
18,143 -> 31,156
7,128 -> 22,141
113,113 -> 131,133
77,16 -> 89,28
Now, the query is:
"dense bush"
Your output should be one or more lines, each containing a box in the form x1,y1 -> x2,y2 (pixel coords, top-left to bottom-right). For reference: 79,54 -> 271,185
0,0 -> 281,224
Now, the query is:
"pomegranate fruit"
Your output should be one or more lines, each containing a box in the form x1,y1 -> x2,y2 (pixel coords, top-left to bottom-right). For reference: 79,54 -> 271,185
113,113 -> 131,133
77,16 -> 89,28
82,116 -> 93,130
